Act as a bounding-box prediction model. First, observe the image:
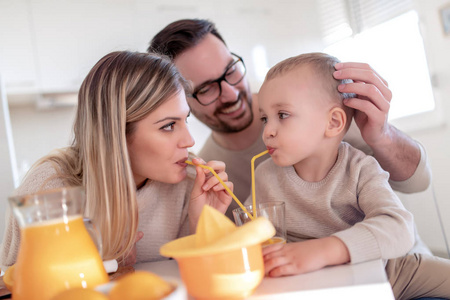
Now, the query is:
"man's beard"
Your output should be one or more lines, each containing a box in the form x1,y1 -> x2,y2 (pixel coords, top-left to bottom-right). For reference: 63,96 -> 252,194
193,91 -> 254,133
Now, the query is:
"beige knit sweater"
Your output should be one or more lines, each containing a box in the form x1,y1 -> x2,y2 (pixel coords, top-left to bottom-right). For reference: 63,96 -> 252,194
200,122 -> 432,254
251,142 -> 415,264
198,134 -> 266,219
0,162 -> 193,269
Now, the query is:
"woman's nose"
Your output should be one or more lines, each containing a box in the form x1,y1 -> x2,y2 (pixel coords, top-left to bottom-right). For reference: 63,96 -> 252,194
180,126 -> 195,149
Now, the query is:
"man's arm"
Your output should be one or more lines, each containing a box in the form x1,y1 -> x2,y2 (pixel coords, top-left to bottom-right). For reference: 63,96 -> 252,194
370,124 -> 420,181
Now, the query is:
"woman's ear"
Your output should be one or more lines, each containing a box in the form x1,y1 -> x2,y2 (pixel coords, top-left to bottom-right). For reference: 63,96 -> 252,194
325,107 -> 347,138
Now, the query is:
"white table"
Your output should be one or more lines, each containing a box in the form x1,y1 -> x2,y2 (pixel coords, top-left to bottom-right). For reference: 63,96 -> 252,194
135,258 -> 394,299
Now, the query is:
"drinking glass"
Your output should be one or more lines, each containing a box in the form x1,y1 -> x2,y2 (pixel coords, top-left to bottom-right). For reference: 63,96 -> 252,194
233,201 -> 286,246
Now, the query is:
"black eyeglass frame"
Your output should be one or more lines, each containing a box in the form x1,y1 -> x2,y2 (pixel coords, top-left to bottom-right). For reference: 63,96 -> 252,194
189,53 -> 246,106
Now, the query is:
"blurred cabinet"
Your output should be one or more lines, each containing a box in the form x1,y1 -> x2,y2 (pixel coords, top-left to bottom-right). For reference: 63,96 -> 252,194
0,0 -> 323,103
0,0 -> 38,94
0,0 -> 138,100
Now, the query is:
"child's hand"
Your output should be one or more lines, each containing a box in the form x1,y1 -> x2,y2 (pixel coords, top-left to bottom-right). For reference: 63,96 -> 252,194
263,236 -> 350,277
188,158 -> 233,231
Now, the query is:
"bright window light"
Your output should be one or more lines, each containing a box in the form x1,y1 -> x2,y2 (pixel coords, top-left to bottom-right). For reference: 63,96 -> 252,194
324,11 -> 435,121
252,45 -> 270,83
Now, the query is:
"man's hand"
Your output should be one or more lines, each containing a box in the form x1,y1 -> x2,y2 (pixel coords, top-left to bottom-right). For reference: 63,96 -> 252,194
334,62 -> 422,182
334,62 -> 392,148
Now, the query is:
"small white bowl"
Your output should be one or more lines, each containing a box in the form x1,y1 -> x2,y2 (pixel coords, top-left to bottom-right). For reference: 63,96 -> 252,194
95,276 -> 187,300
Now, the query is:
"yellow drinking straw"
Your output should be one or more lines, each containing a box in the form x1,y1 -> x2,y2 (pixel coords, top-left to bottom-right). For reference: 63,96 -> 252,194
185,160 -> 254,220
251,150 -> 269,217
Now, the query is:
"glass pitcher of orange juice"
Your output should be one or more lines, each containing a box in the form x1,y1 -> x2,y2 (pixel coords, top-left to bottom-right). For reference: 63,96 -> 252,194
9,186 -> 109,300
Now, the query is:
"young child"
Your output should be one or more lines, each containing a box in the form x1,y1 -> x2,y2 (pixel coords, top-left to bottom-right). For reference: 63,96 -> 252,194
255,52 -> 450,300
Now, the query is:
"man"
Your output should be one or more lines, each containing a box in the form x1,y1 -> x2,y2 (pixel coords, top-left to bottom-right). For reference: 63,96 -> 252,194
148,19 -> 431,254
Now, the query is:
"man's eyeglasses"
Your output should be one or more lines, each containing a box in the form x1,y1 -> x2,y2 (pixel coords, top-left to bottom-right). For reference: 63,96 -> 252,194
190,53 -> 246,106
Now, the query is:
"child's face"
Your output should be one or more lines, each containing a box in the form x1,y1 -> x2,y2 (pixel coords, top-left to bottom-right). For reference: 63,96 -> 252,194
127,91 -> 195,186
258,67 -> 332,168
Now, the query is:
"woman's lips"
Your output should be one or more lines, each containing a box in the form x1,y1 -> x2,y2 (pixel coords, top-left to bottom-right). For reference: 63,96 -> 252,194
176,158 -> 189,167
267,147 -> 275,155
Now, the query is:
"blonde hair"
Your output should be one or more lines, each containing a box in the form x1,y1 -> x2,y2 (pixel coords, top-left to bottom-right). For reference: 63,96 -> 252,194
265,52 -> 355,129
32,51 -> 190,262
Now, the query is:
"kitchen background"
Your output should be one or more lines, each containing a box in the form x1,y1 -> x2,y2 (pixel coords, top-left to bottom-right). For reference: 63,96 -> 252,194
1,0 -> 450,258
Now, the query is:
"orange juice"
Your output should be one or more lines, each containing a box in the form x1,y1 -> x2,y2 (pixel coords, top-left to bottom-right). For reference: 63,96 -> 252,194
13,216 -> 108,300
261,236 -> 286,247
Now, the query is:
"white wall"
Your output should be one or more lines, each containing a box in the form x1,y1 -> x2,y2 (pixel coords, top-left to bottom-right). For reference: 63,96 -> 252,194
9,105 -> 76,175
1,0 -> 450,257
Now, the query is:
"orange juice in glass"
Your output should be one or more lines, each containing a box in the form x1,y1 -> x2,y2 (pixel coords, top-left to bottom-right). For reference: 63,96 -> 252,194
233,201 -> 287,246
261,236 -> 287,247
9,187 -> 108,300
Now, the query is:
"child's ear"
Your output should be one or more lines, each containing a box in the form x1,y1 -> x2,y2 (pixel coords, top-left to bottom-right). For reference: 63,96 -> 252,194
325,107 -> 347,137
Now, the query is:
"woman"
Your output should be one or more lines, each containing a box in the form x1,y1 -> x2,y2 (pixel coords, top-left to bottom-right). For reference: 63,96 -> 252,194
0,51 -> 232,267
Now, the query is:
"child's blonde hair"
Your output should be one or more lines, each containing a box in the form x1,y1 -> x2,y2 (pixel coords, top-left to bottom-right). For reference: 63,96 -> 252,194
266,52 -> 355,129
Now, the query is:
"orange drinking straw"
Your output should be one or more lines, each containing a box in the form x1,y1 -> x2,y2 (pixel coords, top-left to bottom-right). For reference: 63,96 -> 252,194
185,160 -> 254,220
251,150 -> 269,217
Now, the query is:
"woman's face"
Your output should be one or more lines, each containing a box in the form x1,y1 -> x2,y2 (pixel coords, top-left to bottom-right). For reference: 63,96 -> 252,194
127,91 -> 195,186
